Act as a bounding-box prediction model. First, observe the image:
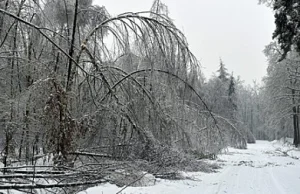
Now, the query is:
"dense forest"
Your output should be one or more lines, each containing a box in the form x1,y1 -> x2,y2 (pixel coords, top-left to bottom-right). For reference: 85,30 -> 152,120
0,0 -> 299,193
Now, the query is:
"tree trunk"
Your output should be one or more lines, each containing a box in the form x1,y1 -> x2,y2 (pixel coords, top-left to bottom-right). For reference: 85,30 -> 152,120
292,89 -> 299,147
295,106 -> 300,147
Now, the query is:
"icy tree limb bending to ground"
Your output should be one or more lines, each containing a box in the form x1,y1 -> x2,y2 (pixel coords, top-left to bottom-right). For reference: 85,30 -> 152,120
0,0 -> 247,192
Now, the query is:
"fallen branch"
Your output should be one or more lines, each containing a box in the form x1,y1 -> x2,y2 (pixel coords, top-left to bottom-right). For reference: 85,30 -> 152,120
0,172 -> 84,179
2,170 -> 65,175
153,172 -> 182,180
0,179 -> 107,190
68,151 -> 116,158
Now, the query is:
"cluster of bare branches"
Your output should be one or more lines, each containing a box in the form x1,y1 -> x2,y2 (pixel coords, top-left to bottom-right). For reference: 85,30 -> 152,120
0,0 -> 248,193
262,42 -> 300,145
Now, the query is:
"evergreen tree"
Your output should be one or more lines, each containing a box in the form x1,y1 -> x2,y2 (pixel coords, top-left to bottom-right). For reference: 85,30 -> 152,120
272,0 -> 300,60
217,58 -> 229,82
228,75 -> 237,111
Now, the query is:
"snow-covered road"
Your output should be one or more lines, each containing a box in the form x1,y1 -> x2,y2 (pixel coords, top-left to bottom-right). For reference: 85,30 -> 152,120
80,140 -> 300,194
199,141 -> 300,194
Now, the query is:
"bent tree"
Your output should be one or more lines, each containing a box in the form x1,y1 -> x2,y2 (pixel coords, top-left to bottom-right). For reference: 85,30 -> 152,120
0,0 -> 246,192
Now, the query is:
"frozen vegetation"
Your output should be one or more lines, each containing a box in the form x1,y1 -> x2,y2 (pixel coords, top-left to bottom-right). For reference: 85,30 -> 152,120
1,0 -> 300,193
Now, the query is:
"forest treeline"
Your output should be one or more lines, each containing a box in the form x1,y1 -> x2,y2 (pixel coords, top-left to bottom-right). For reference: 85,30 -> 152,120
0,0 -> 298,193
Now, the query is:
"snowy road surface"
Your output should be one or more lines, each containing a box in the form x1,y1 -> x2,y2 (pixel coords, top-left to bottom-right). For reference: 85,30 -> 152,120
80,140 -> 300,194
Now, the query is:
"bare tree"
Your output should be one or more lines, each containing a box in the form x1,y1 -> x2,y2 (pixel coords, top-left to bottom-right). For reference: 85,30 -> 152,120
0,0 -> 230,192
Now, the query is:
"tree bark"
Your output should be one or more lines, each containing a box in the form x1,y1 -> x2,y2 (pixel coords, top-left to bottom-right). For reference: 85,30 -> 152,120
292,89 -> 299,147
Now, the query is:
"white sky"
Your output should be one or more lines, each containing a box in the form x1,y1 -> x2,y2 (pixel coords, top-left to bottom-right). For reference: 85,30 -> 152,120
94,0 -> 275,85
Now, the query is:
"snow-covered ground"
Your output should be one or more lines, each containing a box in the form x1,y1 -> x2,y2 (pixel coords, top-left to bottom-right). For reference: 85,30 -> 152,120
78,140 -> 300,194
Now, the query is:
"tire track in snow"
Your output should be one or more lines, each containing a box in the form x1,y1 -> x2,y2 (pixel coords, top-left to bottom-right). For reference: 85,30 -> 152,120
267,167 -> 287,194
203,141 -> 298,194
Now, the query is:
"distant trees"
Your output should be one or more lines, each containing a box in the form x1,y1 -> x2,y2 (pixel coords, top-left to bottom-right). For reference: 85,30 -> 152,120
236,81 -> 264,142
204,59 -> 248,149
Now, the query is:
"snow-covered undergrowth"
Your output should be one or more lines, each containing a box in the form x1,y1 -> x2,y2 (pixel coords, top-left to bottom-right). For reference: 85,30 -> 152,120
0,150 -> 216,194
270,138 -> 300,160
1,140 -> 299,194
78,140 -> 300,194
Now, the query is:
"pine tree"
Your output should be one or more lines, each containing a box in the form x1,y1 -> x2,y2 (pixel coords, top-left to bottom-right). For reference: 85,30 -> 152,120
228,75 -> 237,111
272,0 -> 300,60
217,58 -> 229,82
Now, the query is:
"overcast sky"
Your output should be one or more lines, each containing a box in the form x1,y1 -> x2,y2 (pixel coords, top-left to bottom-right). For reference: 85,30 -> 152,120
94,0 -> 275,85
